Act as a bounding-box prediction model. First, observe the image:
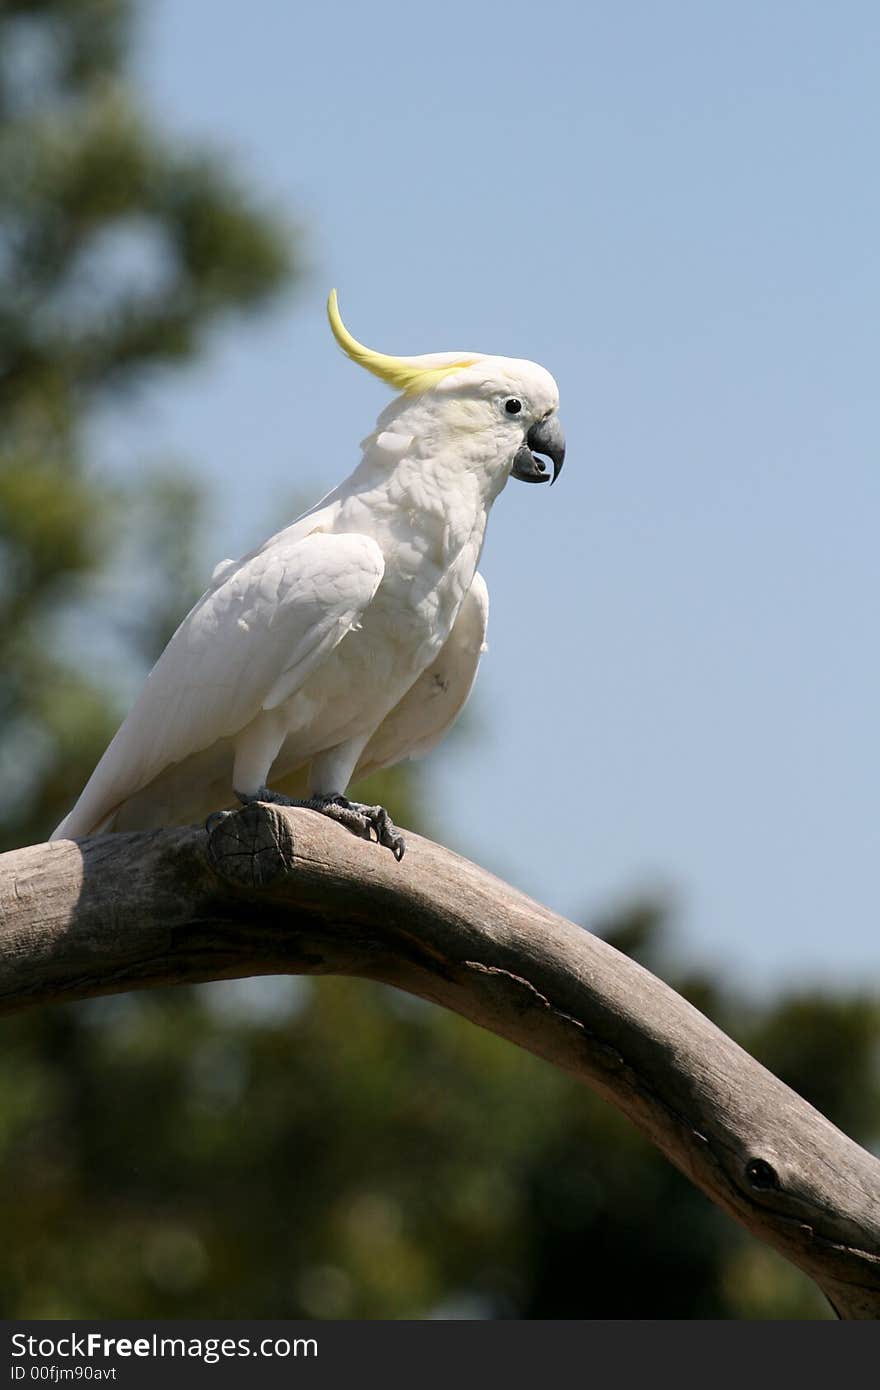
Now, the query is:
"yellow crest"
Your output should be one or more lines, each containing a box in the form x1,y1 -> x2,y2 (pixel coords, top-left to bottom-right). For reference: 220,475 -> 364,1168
327,290 -> 478,395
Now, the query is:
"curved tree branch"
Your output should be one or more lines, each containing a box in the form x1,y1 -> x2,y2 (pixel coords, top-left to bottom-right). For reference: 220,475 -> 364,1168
1,804 -> 879,1318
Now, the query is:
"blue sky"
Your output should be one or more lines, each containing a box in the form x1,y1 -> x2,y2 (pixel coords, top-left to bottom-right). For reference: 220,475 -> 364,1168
95,1 -> 879,986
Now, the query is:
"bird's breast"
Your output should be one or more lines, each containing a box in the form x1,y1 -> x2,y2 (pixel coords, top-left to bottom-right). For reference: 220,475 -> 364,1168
276,475 -> 487,744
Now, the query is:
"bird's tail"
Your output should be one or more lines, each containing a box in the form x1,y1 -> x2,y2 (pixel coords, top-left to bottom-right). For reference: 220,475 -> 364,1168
49,801 -> 115,841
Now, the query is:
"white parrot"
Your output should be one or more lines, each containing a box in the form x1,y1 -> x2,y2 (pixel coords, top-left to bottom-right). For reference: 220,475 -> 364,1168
51,293 -> 565,859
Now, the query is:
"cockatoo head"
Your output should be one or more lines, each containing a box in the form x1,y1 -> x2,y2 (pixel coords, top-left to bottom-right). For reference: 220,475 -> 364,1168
328,292 -> 566,486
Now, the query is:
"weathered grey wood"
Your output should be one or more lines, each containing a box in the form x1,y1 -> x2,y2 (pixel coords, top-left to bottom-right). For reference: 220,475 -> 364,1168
1,803 -> 879,1318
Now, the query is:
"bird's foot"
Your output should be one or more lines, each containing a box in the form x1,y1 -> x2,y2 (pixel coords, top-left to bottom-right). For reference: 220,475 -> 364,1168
236,786 -> 297,810
204,785 -> 293,835
309,794 -> 406,861
227,787 -> 405,861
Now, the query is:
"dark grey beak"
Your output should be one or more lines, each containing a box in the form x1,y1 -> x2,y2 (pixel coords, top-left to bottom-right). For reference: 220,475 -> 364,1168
511,413 -> 566,485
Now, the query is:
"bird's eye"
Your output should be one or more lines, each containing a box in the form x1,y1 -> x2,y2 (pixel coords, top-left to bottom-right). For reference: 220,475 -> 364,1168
504,398 -> 523,416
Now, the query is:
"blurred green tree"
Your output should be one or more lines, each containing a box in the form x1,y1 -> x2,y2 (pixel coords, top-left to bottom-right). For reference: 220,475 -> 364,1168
1,905 -> 877,1319
0,0 -> 292,850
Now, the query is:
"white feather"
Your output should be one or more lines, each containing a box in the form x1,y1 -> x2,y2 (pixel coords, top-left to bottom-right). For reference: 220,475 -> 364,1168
353,574 -> 488,777
51,348 -> 560,840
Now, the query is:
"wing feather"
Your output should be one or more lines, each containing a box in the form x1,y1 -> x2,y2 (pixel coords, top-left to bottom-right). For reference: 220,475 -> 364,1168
352,573 -> 489,780
52,531 -> 384,838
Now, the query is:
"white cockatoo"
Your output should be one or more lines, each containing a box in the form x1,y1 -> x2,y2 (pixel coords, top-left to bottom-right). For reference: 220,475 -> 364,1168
51,293 -> 565,858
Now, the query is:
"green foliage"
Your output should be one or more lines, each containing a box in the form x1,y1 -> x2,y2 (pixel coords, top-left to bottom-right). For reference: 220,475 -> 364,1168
1,907 -> 876,1318
0,0 -> 294,849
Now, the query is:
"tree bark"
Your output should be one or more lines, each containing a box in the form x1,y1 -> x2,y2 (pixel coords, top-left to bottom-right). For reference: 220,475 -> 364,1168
1,804 -> 878,1318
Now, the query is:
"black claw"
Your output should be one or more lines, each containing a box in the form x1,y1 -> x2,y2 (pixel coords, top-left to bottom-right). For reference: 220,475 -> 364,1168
231,789 -> 405,860
368,806 -> 406,860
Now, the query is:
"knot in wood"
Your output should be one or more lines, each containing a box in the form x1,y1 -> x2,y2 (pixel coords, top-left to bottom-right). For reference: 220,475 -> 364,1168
205,803 -> 295,888
745,1157 -> 779,1192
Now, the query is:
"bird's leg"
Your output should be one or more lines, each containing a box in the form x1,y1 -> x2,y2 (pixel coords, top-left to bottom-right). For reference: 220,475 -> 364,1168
231,787 -> 406,861
218,732 -> 405,859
